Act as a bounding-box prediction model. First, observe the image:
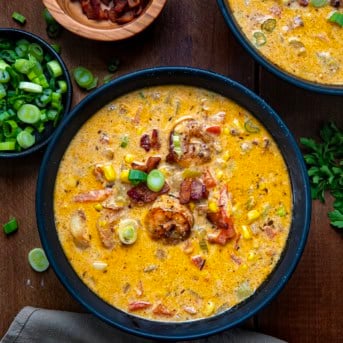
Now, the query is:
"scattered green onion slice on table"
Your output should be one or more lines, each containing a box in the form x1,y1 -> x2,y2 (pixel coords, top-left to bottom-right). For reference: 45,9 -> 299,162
73,66 -> 95,89
147,169 -> 165,192
43,8 -> 62,38
3,218 -> 18,235
128,169 -> 148,185
28,248 -> 50,272
12,12 -> 26,25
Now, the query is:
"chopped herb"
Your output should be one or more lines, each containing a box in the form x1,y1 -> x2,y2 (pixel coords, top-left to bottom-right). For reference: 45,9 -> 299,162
328,11 -> 343,27
120,135 -> 129,148
300,122 -> 343,229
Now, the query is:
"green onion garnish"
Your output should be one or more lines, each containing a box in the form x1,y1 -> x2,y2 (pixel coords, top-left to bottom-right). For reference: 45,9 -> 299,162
3,218 -> 18,235
128,169 -> 148,185
328,11 -> 343,27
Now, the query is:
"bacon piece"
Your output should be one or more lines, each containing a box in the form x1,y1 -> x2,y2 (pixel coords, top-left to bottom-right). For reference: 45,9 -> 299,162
207,225 -> 235,246
179,178 -> 208,204
128,301 -> 151,311
128,0 -> 140,8
153,303 -> 174,317
113,0 -> 128,13
202,168 -> 216,189
191,255 -> 206,270
74,188 -> 112,202
101,0 -> 111,5
230,254 -> 242,265
127,182 -> 170,204
117,10 -> 135,23
140,134 -> 151,152
264,225 -> 276,239
131,156 -> 161,173
151,129 -> 161,150
297,0 -> 309,6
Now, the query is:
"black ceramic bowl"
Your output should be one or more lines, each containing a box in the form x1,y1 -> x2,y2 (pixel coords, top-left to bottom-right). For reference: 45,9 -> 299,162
36,67 -> 311,340
0,28 -> 72,158
217,0 -> 343,95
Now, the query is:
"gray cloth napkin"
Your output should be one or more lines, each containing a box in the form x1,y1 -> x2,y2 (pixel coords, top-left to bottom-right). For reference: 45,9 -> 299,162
1,307 -> 286,343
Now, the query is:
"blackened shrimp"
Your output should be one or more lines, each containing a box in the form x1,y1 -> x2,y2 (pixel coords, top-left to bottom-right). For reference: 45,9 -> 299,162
145,195 -> 194,244
166,118 -> 216,167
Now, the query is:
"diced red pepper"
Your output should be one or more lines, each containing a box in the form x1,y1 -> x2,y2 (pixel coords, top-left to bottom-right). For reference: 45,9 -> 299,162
128,301 -> 151,311
206,125 -> 221,135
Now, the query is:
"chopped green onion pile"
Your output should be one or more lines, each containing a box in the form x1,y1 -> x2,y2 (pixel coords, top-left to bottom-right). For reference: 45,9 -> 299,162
0,36 -> 67,152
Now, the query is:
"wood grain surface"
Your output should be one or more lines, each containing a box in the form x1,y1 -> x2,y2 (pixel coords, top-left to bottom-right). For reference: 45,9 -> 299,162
0,1 -> 342,342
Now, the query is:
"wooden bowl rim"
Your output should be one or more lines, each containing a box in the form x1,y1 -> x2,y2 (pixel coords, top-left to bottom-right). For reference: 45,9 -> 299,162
42,0 -> 167,41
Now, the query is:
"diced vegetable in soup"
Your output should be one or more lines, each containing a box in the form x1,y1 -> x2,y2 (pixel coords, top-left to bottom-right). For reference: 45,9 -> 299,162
54,85 -> 292,321
227,0 -> 343,85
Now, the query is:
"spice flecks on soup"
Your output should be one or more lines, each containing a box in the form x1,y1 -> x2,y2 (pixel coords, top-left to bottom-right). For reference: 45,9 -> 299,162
227,0 -> 343,85
54,86 -> 292,321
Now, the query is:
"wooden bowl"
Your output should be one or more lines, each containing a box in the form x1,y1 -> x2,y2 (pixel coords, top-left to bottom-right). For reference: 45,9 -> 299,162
42,0 -> 167,41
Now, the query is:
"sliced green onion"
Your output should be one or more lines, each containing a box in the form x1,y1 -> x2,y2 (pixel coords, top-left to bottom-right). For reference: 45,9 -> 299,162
3,218 -> 18,234
261,18 -> 276,33
118,219 -> 138,245
17,130 -> 35,148
0,141 -> 16,150
103,73 -> 114,84
0,39 -> 11,50
107,57 -> 120,73
73,67 -> 94,89
276,205 -> 287,217
253,31 -> 267,47
310,0 -> 328,7
328,11 -> 343,27
120,135 -> 129,148
128,169 -> 148,185
86,77 -> 98,91
43,8 -> 55,25
28,43 -> 44,62
3,120 -> 19,138
47,23 -> 62,39
0,70 -> 10,83
147,169 -> 165,192
12,12 -> 26,25
28,248 -> 49,272
0,50 -> 17,64
172,133 -> 182,156
244,119 -> 260,133
15,44 -> 28,58
13,59 -> 35,74
47,60 -> 63,78
0,83 -> 6,99
17,104 -> 41,124
51,44 -> 61,54
19,81 -> 43,93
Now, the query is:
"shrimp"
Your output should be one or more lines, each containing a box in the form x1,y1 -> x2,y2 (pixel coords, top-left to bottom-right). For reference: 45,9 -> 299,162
70,210 -> 90,248
96,210 -> 121,249
166,118 -> 216,167
145,195 -> 194,244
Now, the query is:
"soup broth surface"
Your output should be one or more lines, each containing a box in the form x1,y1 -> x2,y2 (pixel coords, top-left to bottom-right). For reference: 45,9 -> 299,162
227,0 -> 343,85
54,85 -> 292,321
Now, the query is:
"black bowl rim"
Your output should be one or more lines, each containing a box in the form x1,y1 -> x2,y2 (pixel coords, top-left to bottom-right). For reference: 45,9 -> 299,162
36,66 -> 311,340
0,28 -> 73,158
217,0 -> 343,95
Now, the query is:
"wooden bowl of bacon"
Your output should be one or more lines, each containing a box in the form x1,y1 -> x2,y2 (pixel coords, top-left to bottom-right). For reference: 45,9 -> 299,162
42,0 -> 167,41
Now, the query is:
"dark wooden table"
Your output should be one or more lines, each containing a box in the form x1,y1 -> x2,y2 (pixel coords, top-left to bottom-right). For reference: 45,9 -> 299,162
1,1 -> 342,342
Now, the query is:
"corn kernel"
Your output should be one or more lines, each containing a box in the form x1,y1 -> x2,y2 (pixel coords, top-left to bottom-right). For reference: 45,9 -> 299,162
223,127 -> 230,135
248,251 -> 256,261
94,203 -> 103,211
137,127 -> 144,135
102,164 -> 116,182
203,301 -> 215,316
247,209 -> 261,223
223,150 -> 230,161
124,154 -> 134,164
253,240 -> 259,249
189,202 -> 195,211
241,264 -> 248,271
120,170 -> 130,183
241,225 -> 252,240
208,200 -> 219,213
216,170 -> 224,180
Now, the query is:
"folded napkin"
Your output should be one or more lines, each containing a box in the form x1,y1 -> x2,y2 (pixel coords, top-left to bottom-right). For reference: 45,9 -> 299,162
1,307 -> 286,343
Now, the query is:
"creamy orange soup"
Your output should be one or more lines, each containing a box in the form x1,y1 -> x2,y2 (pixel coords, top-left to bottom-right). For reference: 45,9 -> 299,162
54,85 -> 292,321
227,0 -> 343,85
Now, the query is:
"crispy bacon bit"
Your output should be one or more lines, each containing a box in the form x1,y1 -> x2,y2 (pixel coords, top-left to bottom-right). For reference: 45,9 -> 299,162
140,134 -> 151,152
128,301 -> 151,311
183,240 -> 194,254
127,182 -> 170,204
206,126 -> 221,135
183,306 -> 197,315
179,178 -> 208,204
191,255 -> 206,270
131,156 -> 161,173
99,132 -> 110,144
153,303 -> 174,317
77,0 -> 149,24
202,168 -> 216,189
230,254 -> 242,265
297,0 -> 309,6
74,188 -> 112,202
140,129 -> 161,152
264,225 -> 276,239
